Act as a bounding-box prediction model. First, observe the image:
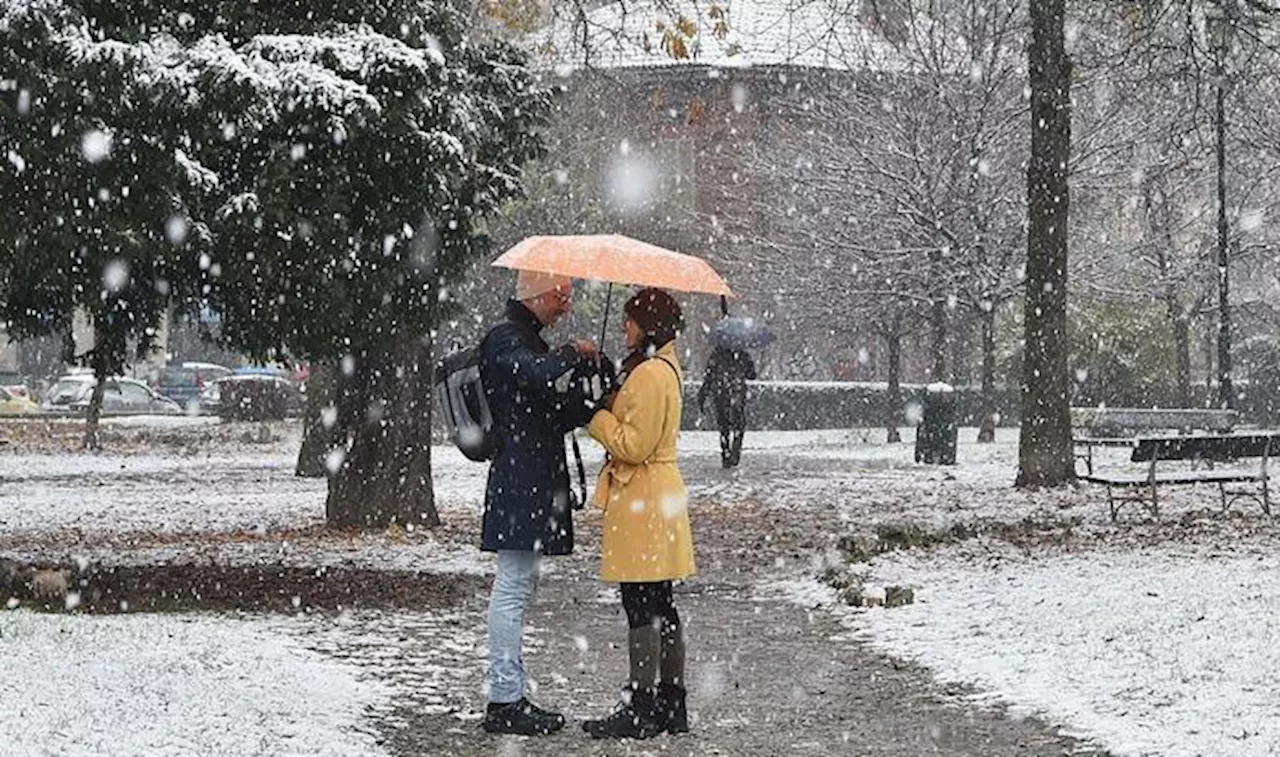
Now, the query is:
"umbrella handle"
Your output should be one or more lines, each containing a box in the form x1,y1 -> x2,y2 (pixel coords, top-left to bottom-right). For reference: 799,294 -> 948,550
599,282 -> 614,351
719,295 -> 729,317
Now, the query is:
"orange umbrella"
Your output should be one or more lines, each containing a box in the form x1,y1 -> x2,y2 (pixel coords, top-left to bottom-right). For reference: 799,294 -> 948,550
492,234 -> 734,297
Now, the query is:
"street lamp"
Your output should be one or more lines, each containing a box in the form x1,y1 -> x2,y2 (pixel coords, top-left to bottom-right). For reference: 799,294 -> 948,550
1206,8 -> 1233,410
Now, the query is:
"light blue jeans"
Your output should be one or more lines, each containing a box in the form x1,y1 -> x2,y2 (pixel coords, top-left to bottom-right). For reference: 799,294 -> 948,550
487,550 -> 542,704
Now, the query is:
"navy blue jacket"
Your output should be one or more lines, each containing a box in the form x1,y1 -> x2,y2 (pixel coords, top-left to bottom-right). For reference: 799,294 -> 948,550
479,300 -> 595,554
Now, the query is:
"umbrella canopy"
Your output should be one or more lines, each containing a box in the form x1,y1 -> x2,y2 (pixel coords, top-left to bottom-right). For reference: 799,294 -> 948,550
492,234 -> 733,297
709,316 -> 775,350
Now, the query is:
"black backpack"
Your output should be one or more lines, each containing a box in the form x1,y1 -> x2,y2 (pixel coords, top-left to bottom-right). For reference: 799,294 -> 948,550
434,345 -> 499,462
434,337 -> 597,510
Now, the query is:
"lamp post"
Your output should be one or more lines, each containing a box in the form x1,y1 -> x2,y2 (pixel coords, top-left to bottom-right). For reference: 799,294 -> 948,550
1207,9 -> 1233,409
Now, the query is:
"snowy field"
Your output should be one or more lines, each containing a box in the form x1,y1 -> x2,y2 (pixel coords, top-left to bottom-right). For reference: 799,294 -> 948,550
4,421 -> 1280,755
735,428 -> 1280,757
0,610 -> 389,757
857,544 -> 1280,757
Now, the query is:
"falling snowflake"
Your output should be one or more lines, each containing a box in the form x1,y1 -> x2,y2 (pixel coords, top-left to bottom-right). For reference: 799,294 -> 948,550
80,130 -> 112,163
165,216 -> 189,245
102,260 -> 130,293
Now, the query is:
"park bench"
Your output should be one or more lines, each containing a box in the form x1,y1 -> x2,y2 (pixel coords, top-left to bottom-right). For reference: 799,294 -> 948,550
1071,407 -> 1238,475
1079,432 -> 1279,521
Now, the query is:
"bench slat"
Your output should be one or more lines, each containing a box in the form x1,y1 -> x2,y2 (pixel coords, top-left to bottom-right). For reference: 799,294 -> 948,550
1131,434 -> 1280,463
1082,470 -> 1261,486
1071,407 -> 1237,435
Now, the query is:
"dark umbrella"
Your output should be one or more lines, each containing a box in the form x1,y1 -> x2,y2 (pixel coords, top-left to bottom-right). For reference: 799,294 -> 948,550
709,316 -> 775,350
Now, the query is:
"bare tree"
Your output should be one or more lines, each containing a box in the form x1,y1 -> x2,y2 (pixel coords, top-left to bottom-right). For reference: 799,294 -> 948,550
1066,0 -> 1280,408
732,1 -> 1028,439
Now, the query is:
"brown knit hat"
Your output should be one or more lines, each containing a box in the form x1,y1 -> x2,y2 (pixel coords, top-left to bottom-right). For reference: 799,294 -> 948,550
624,288 -> 684,347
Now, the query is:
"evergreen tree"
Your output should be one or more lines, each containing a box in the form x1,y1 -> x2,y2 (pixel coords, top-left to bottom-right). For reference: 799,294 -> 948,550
0,2 -> 210,448
178,4 -> 552,527
2,1 -> 551,526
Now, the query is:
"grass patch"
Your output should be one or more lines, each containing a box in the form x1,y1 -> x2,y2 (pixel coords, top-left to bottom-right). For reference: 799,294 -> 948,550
2,559 -> 484,615
838,515 -> 1083,563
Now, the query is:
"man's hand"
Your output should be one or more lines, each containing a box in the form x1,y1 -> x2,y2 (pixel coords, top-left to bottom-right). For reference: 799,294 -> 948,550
571,338 -> 600,359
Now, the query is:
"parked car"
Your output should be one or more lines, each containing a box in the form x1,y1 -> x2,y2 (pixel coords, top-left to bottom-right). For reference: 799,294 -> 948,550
201,373 -> 304,420
41,375 -> 182,416
0,370 -> 32,401
0,385 -> 39,415
156,362 -> 232,411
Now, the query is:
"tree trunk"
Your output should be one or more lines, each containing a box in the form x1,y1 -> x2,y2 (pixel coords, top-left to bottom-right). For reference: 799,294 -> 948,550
1016,0 -> 1075,488
1146,174 -> 1192,407
325,334 -> 438,529
1204,316 -> 1215,398
296,362 -> 342,478
1170,306 -> 1192,407
1214,79 -> 1233,410
82,325 -> 110,452
929,248 -> 947,381
977,303 -> 997,443
885,318 -> 903,444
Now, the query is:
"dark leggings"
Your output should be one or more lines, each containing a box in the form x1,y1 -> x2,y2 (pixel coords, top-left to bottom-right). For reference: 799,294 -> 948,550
620,581 -> 681,631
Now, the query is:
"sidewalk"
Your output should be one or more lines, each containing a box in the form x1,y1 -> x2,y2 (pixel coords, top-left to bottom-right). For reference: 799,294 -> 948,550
353,563 -> 1103,757
326,448 -> 1108,757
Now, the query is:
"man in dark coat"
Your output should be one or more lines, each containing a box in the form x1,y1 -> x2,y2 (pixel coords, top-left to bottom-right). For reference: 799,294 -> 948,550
698,345 -> 756,468
478,269 -> 599,736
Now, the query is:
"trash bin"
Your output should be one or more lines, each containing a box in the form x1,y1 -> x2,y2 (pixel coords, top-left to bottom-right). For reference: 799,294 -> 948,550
914,382 -> 957,465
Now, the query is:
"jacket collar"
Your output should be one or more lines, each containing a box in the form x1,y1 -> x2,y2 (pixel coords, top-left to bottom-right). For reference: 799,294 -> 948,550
652,341 -> 682,376
505,299 -> 545,333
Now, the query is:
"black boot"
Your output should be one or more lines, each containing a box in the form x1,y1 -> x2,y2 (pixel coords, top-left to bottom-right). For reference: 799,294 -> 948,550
582,686 -> 663,740
658,618 -> 688,734
657,683 -> 689,734
482,697 -> 565,735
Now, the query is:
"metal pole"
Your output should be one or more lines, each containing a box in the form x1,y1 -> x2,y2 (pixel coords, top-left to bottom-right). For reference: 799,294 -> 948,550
1216,72 -> 1233,410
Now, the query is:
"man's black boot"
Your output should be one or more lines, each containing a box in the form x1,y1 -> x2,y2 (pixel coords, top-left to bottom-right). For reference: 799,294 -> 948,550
482,698 -> 565,735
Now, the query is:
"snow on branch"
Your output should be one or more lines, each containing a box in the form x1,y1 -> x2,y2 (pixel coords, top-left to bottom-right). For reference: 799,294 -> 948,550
248,30 -> 441,81
216,192 -> 260,221
268,59 -> 381,118
175,148 -> 220,193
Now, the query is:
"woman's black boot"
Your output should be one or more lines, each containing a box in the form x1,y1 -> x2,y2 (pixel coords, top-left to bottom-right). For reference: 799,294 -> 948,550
657,683 -> 688,733
582,686 -> 663,740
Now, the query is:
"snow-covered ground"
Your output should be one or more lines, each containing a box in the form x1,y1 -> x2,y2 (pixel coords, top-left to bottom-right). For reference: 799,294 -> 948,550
854,544 -> 1280,757
742,428 -> 1280,757
0,610 -> 389,757
4,421 -> 1279,756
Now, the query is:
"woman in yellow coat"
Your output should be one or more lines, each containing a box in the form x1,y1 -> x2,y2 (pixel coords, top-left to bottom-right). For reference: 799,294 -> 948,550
582,288 -> 694,740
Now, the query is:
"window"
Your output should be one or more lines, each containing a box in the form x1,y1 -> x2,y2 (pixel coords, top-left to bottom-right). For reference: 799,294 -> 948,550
119,383 -> 153,405
49,379 -> 91,404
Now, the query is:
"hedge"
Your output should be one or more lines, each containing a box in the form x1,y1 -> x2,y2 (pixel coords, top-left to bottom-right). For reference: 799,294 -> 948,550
682,381 -> 1021,431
